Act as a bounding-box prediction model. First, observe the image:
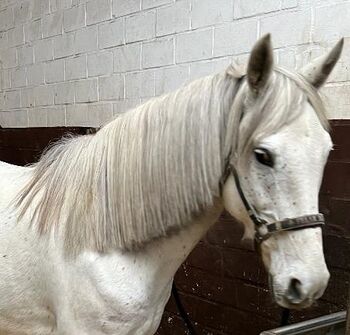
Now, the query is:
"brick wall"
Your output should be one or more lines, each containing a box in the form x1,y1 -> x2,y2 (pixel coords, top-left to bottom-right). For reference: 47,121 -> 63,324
0,0 -> 349,334
0,0 -> 350,126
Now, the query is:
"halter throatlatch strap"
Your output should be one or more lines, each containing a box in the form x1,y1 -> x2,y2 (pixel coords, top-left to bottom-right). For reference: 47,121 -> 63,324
222,164 -> 325,244
229,164 -> 267,228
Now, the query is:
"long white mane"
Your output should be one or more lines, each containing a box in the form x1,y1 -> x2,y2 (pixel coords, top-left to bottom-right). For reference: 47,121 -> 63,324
17,64 -> 328,256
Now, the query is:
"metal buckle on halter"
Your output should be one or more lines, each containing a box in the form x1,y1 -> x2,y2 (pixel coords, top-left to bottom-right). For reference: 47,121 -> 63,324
253,216 -> 269,244
254,231 -> 266,244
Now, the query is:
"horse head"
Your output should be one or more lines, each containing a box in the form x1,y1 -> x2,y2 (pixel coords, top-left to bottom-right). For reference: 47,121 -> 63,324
223,35 -> 343,309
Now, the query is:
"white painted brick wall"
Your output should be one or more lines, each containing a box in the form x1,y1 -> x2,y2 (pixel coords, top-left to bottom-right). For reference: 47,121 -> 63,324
8,26 -> 24,47
113,43 -> 141,72
86,0 -> 111,26
192,0 -> 234,29
11,67 -> 26,87
142,37 -> 174,68
314,3 -> 350,42
27,64 -> 45,86
125,70 -> 155,98
214,20 -> 257,57
28,107 -> 48,126
63,4 -> 86,32
45,59 -> 65,83
34,38 -> 54,62
0,48 -> 17,68
125,11 -> 156,43
65,55 -> 86,80
234,0 -> 285,19
75,78 -> 98,103
21,87 -> 34,108
75,26 -> 98,53
112,0 -> 141,17
88,51 -> 113,77
155,64 -> 189,95
54,33 -> 75,58
33,85 -> 54,106
0,0 -> 350,128
54,81 -> 75,104
98,19 -> 124,49
0,8 -> 14,32
1,70 -> 11,90
260,11 -> 312,48
18,45 -> 34,65
156,0 -> 190,36
43,12 -> 63,38
176,29 -> 213,63
14,1 -> 31,25
24,20 -> 41,42
99,75 -> 124,100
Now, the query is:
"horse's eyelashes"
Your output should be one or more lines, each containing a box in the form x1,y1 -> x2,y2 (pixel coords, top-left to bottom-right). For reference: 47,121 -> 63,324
254,148 -> 274,168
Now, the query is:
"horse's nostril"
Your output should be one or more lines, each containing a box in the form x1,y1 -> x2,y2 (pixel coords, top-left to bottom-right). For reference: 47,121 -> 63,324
287,278 -> 303,303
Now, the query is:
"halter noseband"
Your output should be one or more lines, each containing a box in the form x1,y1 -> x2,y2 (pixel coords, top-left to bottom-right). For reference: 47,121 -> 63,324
222,163 -> 325,245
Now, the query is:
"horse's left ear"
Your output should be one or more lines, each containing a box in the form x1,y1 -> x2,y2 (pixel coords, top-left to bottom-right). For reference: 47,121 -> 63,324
300,38 -> 344,89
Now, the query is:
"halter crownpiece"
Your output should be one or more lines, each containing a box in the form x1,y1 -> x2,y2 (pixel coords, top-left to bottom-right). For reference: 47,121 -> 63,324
223,163 -> 325,245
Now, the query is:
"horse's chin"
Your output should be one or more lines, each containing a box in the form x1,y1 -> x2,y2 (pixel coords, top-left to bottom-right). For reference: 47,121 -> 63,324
274,296 -> 314,310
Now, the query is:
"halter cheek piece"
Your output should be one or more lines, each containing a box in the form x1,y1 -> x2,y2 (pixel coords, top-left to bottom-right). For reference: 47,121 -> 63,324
221,163 -> 325,245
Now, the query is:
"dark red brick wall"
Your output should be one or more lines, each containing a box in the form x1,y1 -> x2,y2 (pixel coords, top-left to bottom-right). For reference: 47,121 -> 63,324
0,122 -> 349,335
0,127 -> 96,166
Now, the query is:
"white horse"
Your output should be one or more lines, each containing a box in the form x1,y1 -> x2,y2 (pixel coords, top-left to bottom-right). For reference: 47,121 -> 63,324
0,35 -> 344,335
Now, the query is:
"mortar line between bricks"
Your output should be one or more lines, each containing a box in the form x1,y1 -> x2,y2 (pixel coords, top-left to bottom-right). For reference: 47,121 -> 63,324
327,159 -> 350,164
175,286 -> 348,326
162,311 -> 230,335
314,0 -> 350,10
170,289 -> 283,324
326,196 -> 350,201
183,263 -> 268,288
226,6 -> 301,23
309,6 -> 315,44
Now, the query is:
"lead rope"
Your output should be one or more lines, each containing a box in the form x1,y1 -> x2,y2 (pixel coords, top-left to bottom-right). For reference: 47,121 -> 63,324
280,308 -> 291,327
173,282 -> 290,333
172,282 -> 197,335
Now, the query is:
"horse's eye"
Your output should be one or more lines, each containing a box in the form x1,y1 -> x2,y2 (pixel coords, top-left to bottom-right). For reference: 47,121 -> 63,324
254,148 -> 274,167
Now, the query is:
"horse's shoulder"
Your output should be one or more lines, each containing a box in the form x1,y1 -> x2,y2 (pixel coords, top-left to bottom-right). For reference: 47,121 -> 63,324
0,161 -> 30,174
0,162 -> 32,207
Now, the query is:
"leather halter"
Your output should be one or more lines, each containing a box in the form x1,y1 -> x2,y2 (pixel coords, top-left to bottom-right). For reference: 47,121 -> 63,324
222,163 -> 325,245
218,74 -> 324,244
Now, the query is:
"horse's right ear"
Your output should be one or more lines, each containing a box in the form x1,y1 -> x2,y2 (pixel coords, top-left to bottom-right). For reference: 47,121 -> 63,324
247,34 -> 274,94
299,38 -> 344,89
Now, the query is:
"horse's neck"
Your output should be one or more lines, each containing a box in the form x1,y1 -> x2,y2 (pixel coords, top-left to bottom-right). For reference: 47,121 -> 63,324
142,201 -> 224,282
71,202 -> 223,308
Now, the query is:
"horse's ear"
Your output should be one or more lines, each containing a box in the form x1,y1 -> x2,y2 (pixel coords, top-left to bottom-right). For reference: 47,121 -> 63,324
299,38 -> 344,89
247,34 -> 274,94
